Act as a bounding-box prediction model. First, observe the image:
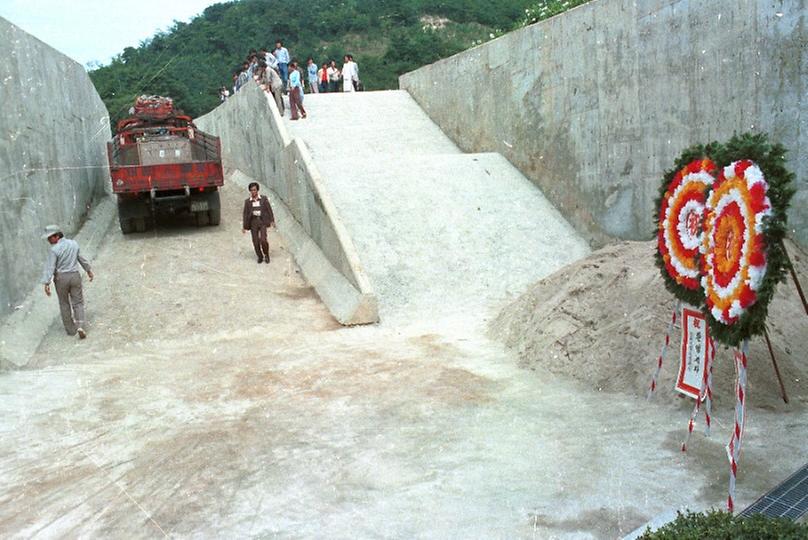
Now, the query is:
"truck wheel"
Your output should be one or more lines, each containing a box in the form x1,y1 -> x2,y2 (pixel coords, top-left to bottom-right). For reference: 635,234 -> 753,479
118,199 -> 135,234
208,208 -> 221,226
119,216 -> 135,235
134,217 -> 147,233
195,211 -> 210,227
207,191 -> 221,226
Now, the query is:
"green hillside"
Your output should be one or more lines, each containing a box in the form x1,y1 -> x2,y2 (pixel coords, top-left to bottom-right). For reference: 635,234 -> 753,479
89,0 -> 590,125
89,0 -> 518,124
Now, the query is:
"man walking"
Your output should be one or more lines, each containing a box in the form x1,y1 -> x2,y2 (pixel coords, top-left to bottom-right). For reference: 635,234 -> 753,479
274,40 -> 290,90
327,60 -> 340,93
261,47 -> 278,72
40,225 -> 94,339
242,182 -> 275,263
341,55 -> 358,92
264,61 -> 285,115
288,61 -> 307,120
306,58 -> 319,94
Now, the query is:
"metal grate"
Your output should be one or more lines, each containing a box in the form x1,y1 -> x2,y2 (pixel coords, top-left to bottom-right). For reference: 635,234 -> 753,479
740,463 -> 808,520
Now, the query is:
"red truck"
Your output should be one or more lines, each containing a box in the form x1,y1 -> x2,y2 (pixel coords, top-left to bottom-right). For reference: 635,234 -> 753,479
107,96 -> 224,233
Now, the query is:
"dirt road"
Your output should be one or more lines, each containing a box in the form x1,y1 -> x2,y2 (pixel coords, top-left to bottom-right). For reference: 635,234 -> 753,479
1,180 -> 805,538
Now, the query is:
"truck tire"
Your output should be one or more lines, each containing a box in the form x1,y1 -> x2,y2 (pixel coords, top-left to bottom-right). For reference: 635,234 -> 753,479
134,217 -> 147,233
118,197 -> 152,234
208,208 -> 221,226
207,191 -> 221,226
119,216 -> 135,235
118,199 -> 136,234
195,210 -> 210,227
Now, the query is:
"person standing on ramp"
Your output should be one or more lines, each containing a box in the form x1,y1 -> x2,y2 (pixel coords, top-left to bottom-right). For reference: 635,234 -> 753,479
242,182 -> 275,263
40,225 -> 94,339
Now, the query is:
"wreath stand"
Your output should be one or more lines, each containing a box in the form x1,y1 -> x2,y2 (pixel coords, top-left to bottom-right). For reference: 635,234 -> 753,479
649,135 -> 800,513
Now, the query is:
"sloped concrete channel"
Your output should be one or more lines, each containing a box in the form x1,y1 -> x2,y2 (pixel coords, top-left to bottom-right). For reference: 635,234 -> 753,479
1,191 -> 805,537
2,89 -> 806,537
283,90 -> 589,326
2,15 -> 806,535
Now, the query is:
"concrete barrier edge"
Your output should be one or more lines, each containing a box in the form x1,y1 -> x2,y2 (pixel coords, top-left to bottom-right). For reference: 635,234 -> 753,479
288,139 -> 376,295
230,169 -> 378,325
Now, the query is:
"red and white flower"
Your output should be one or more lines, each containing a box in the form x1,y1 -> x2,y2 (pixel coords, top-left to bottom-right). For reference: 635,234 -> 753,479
701,160 -> 772,325
658,159 -> 716,290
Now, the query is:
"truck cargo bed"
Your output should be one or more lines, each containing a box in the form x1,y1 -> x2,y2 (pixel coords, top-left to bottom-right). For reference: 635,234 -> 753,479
108,128 -> 223,194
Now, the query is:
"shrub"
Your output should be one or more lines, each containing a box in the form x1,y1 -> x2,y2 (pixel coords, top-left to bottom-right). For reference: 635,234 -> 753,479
639,510 -> 808,540
520,0 -> 590,27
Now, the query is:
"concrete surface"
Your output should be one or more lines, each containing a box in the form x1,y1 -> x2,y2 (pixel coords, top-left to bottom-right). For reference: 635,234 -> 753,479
400,0 -> 808,249
3,180 -> 806,538
284,91 -> 590,326
0,195 -> 115,369
0,17 -> 111,316
622,509 -> 681,540
196,83 -> 378,325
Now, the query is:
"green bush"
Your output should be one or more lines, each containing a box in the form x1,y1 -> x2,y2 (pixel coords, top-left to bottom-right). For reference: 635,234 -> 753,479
639,510 -> 808,540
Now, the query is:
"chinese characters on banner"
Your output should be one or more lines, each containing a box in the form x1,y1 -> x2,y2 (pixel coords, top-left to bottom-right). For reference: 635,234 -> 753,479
676,306 -> 710,399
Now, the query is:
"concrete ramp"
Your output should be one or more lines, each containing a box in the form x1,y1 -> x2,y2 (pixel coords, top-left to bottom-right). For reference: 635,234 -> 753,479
286,91 -> 589,324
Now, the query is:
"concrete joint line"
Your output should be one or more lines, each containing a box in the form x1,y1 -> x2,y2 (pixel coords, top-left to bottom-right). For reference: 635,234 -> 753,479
229,170 -> 378,325
287,139 -> 375,295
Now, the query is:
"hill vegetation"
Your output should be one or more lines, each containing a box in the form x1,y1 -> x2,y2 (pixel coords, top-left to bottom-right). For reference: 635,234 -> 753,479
89,0 -> 589,125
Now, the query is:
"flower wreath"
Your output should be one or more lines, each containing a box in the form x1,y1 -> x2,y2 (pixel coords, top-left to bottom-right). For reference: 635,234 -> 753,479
655,144 -> 720,307
700,133 -> 795,346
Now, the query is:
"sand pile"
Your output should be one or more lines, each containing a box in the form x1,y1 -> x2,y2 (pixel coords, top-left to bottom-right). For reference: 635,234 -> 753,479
491,240 -> 808,411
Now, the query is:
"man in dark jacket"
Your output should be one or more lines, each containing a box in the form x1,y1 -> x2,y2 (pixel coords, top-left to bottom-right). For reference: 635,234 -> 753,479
242,182 -> 275,263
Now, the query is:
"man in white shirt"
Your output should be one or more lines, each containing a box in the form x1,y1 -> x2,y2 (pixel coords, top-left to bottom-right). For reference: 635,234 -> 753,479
274,40 -> 290,90
327,60 -> 340,93
40,225 -> 94,338
262,47 -> 279,71
341,55 -> 358,93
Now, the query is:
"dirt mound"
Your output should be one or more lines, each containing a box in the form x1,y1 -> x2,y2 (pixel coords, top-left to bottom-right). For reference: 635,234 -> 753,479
490,240 -> 808,411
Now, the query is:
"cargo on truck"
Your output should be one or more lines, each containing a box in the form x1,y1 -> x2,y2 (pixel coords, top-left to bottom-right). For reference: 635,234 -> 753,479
107,96 -> 224,233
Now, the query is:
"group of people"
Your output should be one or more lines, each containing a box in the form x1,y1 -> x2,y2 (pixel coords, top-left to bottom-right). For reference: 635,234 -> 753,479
218,41 -> 362,120
310,55 -> 360,94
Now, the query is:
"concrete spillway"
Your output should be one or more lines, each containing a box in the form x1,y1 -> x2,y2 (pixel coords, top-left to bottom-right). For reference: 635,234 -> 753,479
2,10 -> 805,537
284,91 -> 589,326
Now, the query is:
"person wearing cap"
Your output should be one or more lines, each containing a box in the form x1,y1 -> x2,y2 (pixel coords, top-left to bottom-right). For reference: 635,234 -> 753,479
40,225 -> 94,339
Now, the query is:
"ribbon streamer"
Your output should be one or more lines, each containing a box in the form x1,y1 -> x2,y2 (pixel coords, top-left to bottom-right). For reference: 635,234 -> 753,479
704,337 -> 715,436
726,339 -> 749,513
648,300 -> 681,399
681,337 -> 715,452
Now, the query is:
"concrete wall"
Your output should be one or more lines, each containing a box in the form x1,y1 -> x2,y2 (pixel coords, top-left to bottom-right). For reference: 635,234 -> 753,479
196,83 -> 378,324
400,0 -> 807,248
0,17 -> 110,315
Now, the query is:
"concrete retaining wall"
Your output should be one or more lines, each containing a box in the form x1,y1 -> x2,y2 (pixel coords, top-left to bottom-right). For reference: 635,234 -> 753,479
196,83 -> 378,324
400,0 -> 807,248
0,17 -> 111,316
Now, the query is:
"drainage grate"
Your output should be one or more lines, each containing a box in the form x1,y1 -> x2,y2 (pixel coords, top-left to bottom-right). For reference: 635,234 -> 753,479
740,463 -> 808,520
